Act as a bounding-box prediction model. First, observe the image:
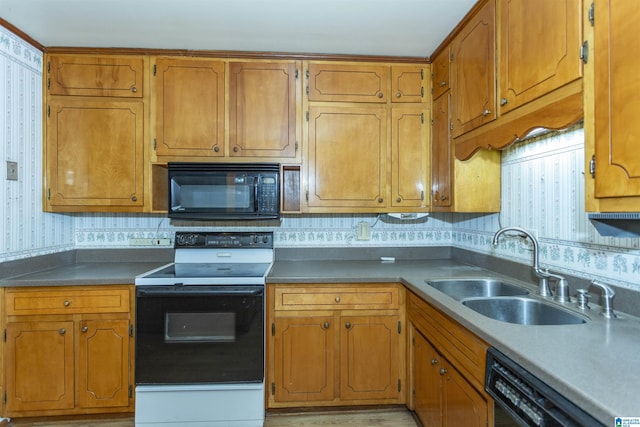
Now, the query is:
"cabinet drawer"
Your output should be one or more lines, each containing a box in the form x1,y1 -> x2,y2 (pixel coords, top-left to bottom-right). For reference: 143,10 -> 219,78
5,288 -> 130,316
48,54 -> 144,97
274,285 -> 400,311
408,291 -> 487,389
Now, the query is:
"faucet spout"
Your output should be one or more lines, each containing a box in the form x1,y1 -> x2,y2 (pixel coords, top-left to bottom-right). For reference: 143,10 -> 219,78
492,226 -> 561,298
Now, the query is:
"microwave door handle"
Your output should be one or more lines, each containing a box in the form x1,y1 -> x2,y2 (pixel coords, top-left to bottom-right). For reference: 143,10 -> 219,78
254,179 -> 259,212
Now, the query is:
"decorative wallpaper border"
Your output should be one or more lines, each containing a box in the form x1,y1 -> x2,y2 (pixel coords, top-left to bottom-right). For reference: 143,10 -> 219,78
0,26 -> 42,71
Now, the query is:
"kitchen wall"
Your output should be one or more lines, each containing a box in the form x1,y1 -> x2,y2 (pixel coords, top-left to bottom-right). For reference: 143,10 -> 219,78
3,25 -> 640,294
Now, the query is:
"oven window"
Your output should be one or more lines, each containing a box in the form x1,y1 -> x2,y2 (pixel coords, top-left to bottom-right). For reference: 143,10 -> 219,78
180,184 -> 251,209
165,312 -> 236,343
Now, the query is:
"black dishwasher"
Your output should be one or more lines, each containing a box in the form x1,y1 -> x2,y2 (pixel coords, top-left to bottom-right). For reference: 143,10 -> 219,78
486,347 -> 604,427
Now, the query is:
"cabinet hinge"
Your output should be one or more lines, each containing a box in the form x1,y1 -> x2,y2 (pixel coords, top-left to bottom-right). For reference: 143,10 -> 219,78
47,105 -> 50,117
295,141 -> 299,151
129,324 -> 134,337
295,68 -> 299,79
431,118 -> 435,126
47,188 -> 51,200
153,138 -> 157,150
47,61 -> 50,73
271,322 -> 275,336
421,87 -> 424,98
153,64 -> 157,76
305,190 -> 309,202
271,382 -> 276,395
580,40 -> 589,64
590,154 -> 596,178
305,69 -> 309,79
588,2 -> 595,26
129,385 -> 133,398
398,321 -> 402,334
306,86 -> 309,96
449,120 -> 454,131
3,329 -> 5,342
420,69 -> 424,79
47,78 -> 50,90
398,379 -> 402,392
305,111 -> 309,122
450,51 -> 454,61
420,113 -> 424,124
3,391 -> 5,404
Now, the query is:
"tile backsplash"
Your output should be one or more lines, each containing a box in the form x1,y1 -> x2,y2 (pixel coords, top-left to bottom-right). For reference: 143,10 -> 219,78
3,25 -> 640,294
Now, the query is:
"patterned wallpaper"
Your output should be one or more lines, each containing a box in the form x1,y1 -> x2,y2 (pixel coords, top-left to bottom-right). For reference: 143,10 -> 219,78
2,24 -> 640,294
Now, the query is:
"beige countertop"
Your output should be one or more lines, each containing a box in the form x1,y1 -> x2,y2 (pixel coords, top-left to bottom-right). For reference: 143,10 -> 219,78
268,259 -> 640,424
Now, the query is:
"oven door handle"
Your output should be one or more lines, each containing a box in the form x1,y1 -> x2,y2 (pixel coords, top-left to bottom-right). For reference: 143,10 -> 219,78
136,286 -> 264,297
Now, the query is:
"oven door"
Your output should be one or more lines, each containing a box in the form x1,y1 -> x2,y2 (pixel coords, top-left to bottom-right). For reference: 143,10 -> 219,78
135,285 -> 264,385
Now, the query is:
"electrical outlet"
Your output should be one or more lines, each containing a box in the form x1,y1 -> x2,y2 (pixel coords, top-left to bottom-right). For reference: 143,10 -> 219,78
6,161 -> 17,181
129,238 -> 172,246
356,222 -> 371,240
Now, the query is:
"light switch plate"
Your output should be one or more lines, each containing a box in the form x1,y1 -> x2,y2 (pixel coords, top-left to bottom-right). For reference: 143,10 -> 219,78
6,161 -> 17,181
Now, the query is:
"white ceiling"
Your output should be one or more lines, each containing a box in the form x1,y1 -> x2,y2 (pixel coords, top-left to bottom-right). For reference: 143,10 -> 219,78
1,0 -> 476,57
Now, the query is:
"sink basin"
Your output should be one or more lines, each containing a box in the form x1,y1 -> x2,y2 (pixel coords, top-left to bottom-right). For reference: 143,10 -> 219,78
461,297 -> 587,325
425,278 -> 529,301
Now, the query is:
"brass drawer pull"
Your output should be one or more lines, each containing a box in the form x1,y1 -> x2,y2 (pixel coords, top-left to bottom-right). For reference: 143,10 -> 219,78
335,296 -> 341,303
63,300 -> 71,307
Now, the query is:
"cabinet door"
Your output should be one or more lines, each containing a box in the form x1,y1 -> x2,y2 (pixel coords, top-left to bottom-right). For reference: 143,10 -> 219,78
391,106 -> 429,209
593,0 -> 640,198
273,316 -> 335,403
48,54 -> 143,98
431,94 -> 452,209
154,57 -> 225,157
5,321 -> 75,412
442,363 -> 488,427
307,63 -> 389,103
45,99 -> 144,209
499,0 -> 582,113
391,65 -> 426,103
451,0 -> 496,137
307,106 -> 388,210
413,328 -> 442,427
77,319 -> 130,409
431,48 -> 451,101
340,315 -> 401,401
229,61 -> 298,158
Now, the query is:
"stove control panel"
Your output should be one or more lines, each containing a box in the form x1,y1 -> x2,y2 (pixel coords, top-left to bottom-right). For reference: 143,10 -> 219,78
175,232 -> 273,249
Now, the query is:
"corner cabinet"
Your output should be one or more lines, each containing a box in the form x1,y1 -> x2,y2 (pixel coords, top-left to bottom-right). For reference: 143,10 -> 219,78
304,61 -> 430,213
44,54 -> 146,212
585,0 -> 640,211
2,286 -> 134,417
408,291 -> 493,427
267,284 -> 406,408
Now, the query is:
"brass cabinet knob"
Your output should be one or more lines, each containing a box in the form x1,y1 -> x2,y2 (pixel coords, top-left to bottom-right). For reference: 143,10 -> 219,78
377,92 -> 384,98
482,109 -> 491,116
335,296 -> 341,303
59,328 -> 66,335
396,197 -> 402,203
500,98 -> 508,106
430,358 -> 438,366
440,368 -> 448,376
345,322 -> 352,329
378,198 -> 384,203
63,300 -> 71,307
131,86 -> 137,93
214,146 -> 220,153
233,147 -> 239,152
81,326 -> 89,333
439,81 -> 447,87
131,195 -> 138,202
396,91 -> 402,98
322,322 -> 330,329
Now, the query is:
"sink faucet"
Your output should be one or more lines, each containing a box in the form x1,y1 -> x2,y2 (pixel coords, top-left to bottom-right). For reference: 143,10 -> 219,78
589,280 -> 617,318
492,226 -> 569,301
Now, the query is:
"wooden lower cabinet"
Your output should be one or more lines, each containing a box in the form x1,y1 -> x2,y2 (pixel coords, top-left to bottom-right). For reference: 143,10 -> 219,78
2,286 -> 133,417
408,291 -> 492,427
268,284 -> 405,408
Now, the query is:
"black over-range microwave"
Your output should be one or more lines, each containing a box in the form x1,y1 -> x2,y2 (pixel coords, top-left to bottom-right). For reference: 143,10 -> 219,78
167,163 -> 280,220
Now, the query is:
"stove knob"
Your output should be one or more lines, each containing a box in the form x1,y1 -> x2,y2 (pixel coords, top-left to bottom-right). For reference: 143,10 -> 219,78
263,235 -> 269,244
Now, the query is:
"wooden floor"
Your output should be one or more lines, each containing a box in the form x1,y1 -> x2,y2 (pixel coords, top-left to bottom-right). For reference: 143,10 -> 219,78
1,408 -> 419,427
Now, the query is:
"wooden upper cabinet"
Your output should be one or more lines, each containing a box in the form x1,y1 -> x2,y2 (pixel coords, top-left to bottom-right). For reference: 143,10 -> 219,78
48,54 -> 143,98
153,57 -> 225,157
499,0 -> 582,114
592,0 -> 640,199
307,63 -> 389,103
45,99 -> 144,209
391,65 -> 426,103
431,48 -> 451,101
229,61 -> 298,158
307,106 -> 388,210
431,94 -> 452,209
391,106 -> 429,209
451,0 -> 496,138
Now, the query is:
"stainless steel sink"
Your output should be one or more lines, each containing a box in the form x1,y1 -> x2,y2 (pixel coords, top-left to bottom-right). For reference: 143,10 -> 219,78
461,296 -> 587,325
425,278 -> 529,301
